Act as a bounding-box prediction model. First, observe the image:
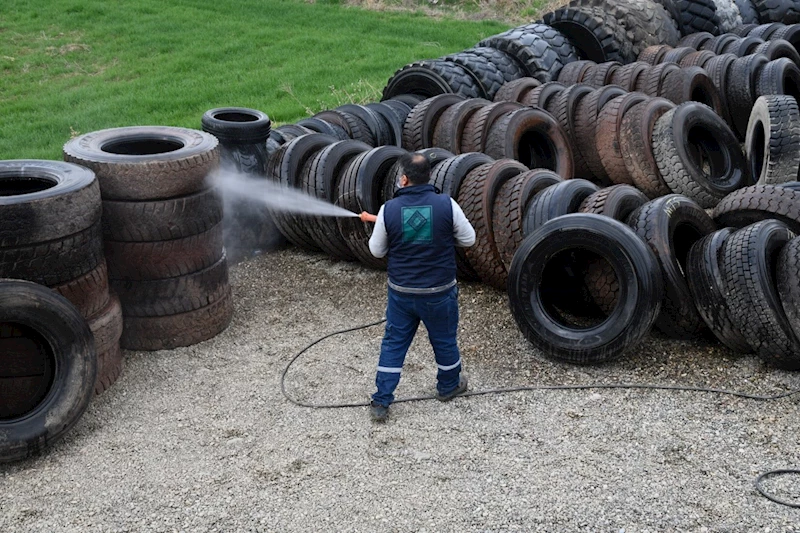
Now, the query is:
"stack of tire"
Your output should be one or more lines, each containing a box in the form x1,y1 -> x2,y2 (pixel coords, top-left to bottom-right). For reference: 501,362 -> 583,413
63,126 -> 234,351
201,106 -> 285,262
0,160 -> 123,395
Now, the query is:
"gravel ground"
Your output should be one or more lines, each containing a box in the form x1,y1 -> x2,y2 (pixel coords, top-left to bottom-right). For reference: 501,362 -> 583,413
2,247 -> 800,532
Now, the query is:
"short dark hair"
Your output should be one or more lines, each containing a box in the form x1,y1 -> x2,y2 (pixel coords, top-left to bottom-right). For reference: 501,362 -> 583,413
401,153 -> 431,185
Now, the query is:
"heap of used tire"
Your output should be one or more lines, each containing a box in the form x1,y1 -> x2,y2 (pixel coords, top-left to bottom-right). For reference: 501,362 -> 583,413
0,160 -> 123,396
63,126 -> 234,351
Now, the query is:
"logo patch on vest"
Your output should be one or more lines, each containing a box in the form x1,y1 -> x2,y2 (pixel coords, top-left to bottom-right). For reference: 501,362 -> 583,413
402,205 -> 432,243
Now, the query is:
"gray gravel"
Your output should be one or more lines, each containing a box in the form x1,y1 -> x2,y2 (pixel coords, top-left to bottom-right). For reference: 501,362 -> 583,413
3,247 -> 800,532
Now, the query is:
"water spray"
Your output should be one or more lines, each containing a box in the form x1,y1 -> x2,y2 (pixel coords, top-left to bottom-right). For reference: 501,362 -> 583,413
210,169 -> 360,218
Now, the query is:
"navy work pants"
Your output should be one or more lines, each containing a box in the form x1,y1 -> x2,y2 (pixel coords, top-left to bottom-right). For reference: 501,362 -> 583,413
372,286 -> 462,406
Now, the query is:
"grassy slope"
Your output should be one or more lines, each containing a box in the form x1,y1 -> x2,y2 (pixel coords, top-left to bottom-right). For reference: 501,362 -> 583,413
0,0 -> 509,160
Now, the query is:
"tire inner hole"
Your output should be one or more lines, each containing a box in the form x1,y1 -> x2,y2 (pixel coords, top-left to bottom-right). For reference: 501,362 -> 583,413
101,138 -> 184,155
783,72 -> 800,101
539,249 -> 617,329
690,86 -> 714,109
686,125 -> 727,182
214,112 -> 259,123
0,176 -> 58,196
673,222 -> 704,276
750,120 -> 766,181
0,322 -> 55,420
518,131 -> 559,172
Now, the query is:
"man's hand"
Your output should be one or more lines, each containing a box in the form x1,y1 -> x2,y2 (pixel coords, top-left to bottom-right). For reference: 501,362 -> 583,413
360,211 -> 377,223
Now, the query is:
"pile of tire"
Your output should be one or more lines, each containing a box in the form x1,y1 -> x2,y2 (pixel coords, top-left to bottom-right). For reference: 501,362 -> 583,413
0,160 -> 123,395
382,0 -> 681,101
1,279 -> 97,463
201,107 -> 286,262
63,126 -> 234,352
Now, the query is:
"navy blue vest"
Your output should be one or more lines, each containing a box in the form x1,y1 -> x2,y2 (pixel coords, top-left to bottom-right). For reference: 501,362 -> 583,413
383,184 -> 456,291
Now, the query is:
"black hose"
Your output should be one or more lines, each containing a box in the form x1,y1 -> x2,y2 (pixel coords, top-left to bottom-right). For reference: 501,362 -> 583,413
754,470 -> 800,508
280,318 -> 800,508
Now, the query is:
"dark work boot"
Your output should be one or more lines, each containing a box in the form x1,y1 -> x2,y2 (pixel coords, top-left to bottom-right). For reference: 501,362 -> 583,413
436,375 -> 468,402
370,401 -> 389,422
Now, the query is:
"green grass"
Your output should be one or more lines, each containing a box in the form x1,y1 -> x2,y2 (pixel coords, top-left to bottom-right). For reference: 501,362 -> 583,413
0,0 -> 510,160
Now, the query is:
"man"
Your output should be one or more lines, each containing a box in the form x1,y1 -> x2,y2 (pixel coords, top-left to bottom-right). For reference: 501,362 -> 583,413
359,152 -> 476,422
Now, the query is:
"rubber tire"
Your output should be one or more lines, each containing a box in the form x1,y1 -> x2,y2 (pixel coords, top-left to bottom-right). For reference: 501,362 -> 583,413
105,224 -> 223,281
295,118 -> 350,141
777,235 -> 800,351
638,45 -> 673,64
734,0 -> 761,22
658,66 -> 722,116
525,82 -> 566,110
364,103 -> 404,147
752,0 -> 800,23
523,179 -> 600,237
579,184 -> 649,222
570,0 -> 681,56
556,60 -> 596,85
771,24 -> 800,53
200,107 -> 271,144
627,194 -> 716,339
120,288 -> 234,351
756,57 -> 800,100
444,47 -> 527,101
703,53 -> 738,127
713,184 -> 800,231
51,260 -> 110,320
609,62 -> 651,91
336,146 -> 406,269
402,94 -> 465,151
675,0 -> 721,35
484,107 -> 574,179
573,85 -> 628,182
87,294 -> 124,395
727,54 -> 770,139
0,280 -> 96,463
620,98 -> 676,199
751,39 -> 800,65
596,92 -> 650,186
382,60 -> 484,100
746,95 -> 800,186
547,84 -> 593,179
302,139 -> 371,260
493,78 -> 542,103
430,152 -> 495,281
432,98 -> 491,154
458,159 -> 528,288
266,133 -> 337,251
478,30 -> 568,82
63,126 -> 220,201
685,228 -> 753,352
507,213 -> 663,364
652,103 -> 746,208
543,5 -> 635,63
678,31 -> 716,48
722,220 -> 800,368
679,50 -> 717,67
101,187 -> 223,242
460,101 -> 524,154
492,169 -> 563,269
0,160 -> 100,247
0,222 -> 103,287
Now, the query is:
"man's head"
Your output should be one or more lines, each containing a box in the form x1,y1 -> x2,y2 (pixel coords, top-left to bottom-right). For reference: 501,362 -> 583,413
399,153 -> 431,187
